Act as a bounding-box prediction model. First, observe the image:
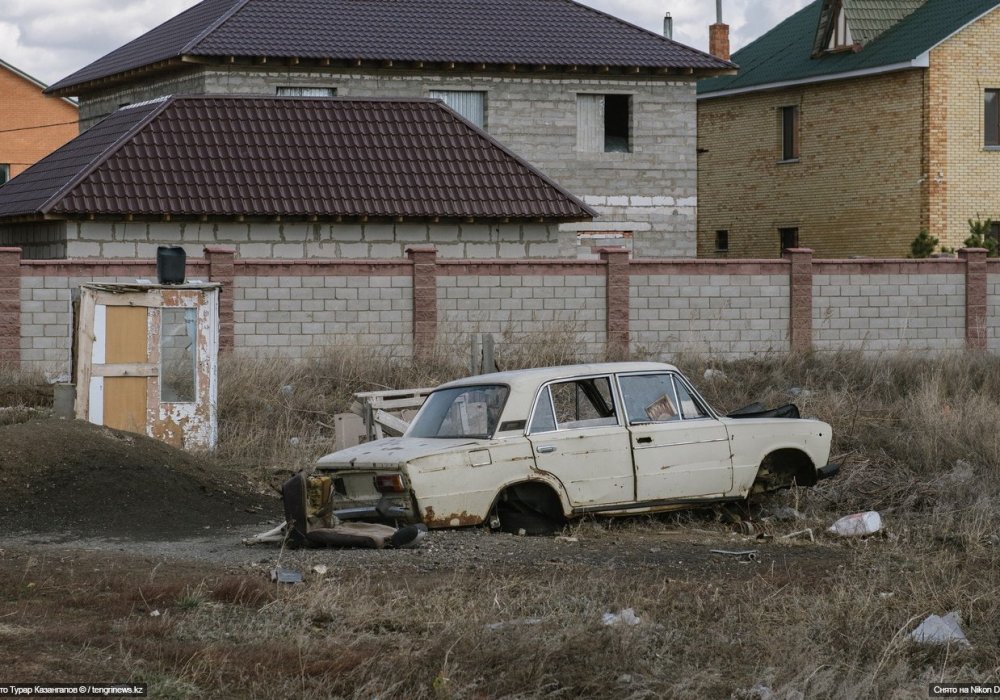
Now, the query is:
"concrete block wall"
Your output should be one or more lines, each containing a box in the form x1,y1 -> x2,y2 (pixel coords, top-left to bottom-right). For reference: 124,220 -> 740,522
232,265 -> 413,359
436,265 -> 607,359
630,263 -> 791,357
78,66 -> 700,257
43,220 -> 573,262
4,247 -> 997,378
813,263 -> 967,352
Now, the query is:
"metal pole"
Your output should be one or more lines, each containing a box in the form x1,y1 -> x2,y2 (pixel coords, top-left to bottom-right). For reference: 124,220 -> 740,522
717,0 -> 723,24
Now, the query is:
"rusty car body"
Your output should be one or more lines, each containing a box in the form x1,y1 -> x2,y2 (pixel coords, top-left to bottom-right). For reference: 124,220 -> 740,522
313,362 -> 837,533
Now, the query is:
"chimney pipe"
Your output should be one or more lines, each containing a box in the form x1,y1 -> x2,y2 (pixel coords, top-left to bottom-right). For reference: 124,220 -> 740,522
663,12 -> 673,40
709,0 -> 730,62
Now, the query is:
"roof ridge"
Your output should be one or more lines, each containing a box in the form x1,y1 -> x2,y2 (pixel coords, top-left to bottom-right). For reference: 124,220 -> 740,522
181,0 -> 253,54
39,98 -> 174,215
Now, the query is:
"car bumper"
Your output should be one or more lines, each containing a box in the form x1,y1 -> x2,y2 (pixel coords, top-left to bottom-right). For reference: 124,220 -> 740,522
817,462 -> 841,481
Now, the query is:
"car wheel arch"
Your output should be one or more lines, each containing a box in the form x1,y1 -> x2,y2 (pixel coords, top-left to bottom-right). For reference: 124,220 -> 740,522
489,478 -> 569,534
751,448 -> 818,492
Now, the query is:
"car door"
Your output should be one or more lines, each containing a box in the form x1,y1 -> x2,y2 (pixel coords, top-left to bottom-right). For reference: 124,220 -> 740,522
526,375 -> 635,508
618,372 -> 733,502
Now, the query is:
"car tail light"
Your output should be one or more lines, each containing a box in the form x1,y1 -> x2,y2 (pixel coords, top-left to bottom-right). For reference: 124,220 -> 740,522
375,474 -> 405,493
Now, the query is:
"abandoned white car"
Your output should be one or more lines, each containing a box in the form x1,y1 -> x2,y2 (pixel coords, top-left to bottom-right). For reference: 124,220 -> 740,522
313,362 -> 838,533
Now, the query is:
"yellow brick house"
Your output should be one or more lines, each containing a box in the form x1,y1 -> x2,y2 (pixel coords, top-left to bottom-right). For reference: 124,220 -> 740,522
697,0 -> 1000,258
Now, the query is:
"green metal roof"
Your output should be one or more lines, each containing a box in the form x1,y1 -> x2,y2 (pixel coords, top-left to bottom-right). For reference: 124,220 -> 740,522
699,0 -> 1000,96
843,0 -> 926,45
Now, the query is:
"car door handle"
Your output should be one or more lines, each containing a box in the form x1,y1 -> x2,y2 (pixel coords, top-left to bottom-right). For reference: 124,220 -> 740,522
637,437 -> 653,444
536,445 -> 556,454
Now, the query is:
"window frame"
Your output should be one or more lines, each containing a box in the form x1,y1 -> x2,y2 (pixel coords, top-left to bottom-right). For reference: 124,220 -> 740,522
577,93 -> 633,154
779,105 -> 800,162
276,86 -> 337,97
714,229 -> 730,253
0,164 -> 8,186
985,89 -> 1000,149
616,372 -> 716,426
428,90 -> 487,129
527,374 -> 621,435
779,227 -> 800,252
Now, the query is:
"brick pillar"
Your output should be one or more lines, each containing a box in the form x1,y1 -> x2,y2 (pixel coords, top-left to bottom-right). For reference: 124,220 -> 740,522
0,248 -> 22,367
599,247 -> 630,360
959,247 -> 988,350
784,248 -> 813,353
204,246 -> 236,353
709,23 -> 731,61
407,246 -> 438,358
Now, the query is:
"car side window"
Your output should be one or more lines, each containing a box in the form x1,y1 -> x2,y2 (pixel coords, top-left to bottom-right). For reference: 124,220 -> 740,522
535,376 -> 618,431
529,387 -> 557,433
619,374 -> 680,424
675,379 -> 709,420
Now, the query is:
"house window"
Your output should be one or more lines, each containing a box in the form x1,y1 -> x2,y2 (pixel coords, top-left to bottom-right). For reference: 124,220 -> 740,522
276,87 -> 337,97
779,227 -> 800,252
989,222 -> 1000,249
577,94 -> 632,153
985,90 -> 1000,147
429,91 -> 486,128
0,164 -> 8,186
715,230 -> 729,252
780,106 -> 800,161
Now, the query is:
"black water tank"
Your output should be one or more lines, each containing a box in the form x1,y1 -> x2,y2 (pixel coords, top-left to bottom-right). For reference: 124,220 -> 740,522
157,246 -> 186,285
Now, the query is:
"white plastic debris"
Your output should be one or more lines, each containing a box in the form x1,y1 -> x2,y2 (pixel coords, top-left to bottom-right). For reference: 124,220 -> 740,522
828,511 -> 882,537
703,369 -> 727,381
149,610 -> 161,617
788,387 -> 813,398
311,564 -> 328,576
908,612 -> 971,647
602,608 -> 641,626
281,385 -> 295,397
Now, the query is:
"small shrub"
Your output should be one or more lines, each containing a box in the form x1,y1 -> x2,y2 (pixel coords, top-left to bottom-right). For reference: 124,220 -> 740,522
909,229 -> 938,258
964,216 -> 998,256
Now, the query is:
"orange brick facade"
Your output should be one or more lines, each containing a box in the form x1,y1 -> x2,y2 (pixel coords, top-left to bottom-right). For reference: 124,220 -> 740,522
697,7 -> 1000,258
0,63 -> 78,182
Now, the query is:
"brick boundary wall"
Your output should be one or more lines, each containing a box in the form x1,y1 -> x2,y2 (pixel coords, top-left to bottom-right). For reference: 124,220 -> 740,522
6,246 -> 997,373
0,248 -> 21,365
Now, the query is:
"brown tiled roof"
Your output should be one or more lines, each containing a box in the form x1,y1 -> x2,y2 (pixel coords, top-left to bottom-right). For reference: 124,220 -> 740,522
48,0 -> 733,94
0,96 -> 593,222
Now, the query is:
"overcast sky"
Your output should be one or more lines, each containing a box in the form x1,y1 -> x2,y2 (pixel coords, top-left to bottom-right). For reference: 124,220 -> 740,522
2,0 -> 811,87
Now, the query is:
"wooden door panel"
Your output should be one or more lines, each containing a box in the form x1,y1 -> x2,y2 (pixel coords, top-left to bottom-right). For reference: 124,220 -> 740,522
106,306 -> 148,364
104,376 -> 148,434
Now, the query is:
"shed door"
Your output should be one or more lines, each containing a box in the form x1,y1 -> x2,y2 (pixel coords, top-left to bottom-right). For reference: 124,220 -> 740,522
100,305 -> 152,434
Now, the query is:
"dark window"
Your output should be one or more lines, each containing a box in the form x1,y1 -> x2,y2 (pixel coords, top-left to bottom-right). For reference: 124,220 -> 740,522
780,106 -> 800,161
604,94 -> 631,153
715,230 -> 729,252
0,164 -> 8,185
779,227 -> 799,252
989,222 -> 1000,249
986,90 -> 1000,147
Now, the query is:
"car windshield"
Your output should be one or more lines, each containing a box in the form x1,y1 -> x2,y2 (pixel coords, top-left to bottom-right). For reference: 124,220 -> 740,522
407,385 -> 510,439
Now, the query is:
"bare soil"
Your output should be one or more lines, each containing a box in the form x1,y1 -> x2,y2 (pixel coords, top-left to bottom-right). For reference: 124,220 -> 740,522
0,418 -> 273,539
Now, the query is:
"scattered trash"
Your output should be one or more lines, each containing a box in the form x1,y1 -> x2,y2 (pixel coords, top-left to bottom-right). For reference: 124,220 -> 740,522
703,369 -> 727,381
289,437 -> 301,446
602,608 -> 641,626
788,387 -> 813,398
516,528 -> 527,537
828,511 -> 882,537
311,564 -> 328,576
281,385 -> 295,397
781,528 -> 815,542
555,536 -> 579,543
908,612 -> 971,647
878,592 -> 895,599
270,568 -> 303,584
710,549 -> 759,563
149,610 -> 161,617
732,521 -> 772,538
485,617 -> 544,631
768,506 -> 805,521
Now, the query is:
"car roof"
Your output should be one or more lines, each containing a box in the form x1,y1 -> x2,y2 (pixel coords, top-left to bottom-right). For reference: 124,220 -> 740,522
437,362 -> 679,391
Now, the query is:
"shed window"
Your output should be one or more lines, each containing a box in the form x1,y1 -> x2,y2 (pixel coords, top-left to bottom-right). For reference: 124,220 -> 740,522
577,94 -> 632,153
277,87 -> 337,97
0,164 -> 8,185
827,4 -> 854,49
780,106 -> 800,161
430,91 -> 486,128
986,90 -> 1000,147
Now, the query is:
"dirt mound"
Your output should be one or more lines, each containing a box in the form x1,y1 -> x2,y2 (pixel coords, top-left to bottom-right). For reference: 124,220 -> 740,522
0,419 -> 276,539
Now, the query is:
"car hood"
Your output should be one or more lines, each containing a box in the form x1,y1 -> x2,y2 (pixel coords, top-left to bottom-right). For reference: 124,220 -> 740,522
316,437 -> 485,469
